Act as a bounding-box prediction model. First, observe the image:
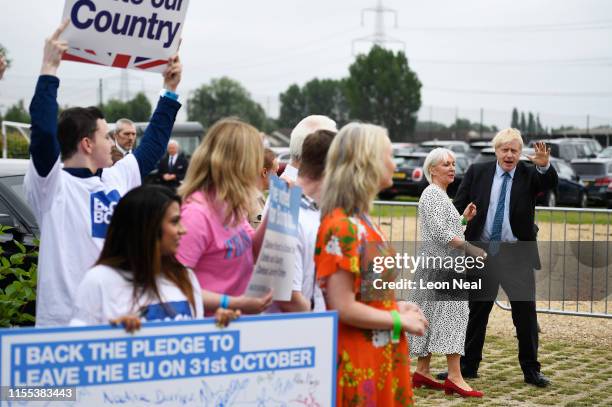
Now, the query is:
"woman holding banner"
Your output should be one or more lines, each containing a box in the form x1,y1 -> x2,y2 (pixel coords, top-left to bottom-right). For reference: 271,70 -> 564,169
176,118 -> 273,316
71,185 -> 239,330
315,123 -> 428,406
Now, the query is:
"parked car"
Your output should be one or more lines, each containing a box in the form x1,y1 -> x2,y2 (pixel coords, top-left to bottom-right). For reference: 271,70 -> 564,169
468,141 -> 493,158
545,159 -> 588,208
470,149 -> 586,207
0,159 -> 38,325
380,151 -> 467,199
528,139 -> 583,162
392,142 -> 417,154
417,140 -> 474,158
598,146 -> 612,159
563,137 -> 603,155
606,183 -> 612,209
570,159 -> 612,205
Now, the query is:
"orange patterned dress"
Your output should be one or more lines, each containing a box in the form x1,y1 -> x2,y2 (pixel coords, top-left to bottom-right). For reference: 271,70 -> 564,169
315,208 -> 414,407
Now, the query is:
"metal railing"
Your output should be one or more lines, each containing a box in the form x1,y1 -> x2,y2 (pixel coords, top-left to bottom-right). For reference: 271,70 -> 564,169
372,200 -> 612,319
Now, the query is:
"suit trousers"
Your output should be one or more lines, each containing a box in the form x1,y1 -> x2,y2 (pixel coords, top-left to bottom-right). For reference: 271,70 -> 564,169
461,243 -> 541,375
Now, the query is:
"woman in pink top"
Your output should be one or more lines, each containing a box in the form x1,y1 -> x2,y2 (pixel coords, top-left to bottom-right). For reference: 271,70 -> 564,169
176,118 -> 272,315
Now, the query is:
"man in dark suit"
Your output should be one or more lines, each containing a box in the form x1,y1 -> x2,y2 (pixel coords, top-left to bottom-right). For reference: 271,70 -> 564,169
441,128 -> 557,388
157,139 -> 188,189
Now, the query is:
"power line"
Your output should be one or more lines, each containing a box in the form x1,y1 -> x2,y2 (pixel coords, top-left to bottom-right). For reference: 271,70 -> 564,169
425,86 -> 612,97
352,0 -> 405,53
397,19 -> 612,33
412,57 -> 612,66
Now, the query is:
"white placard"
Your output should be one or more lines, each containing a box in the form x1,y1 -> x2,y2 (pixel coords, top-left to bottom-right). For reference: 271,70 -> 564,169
60,0 -> 189,71
246,176 -> 302,301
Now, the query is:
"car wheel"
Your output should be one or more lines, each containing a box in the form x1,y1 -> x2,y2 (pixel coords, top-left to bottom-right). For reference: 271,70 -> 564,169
545,191 -> 556,207
578,192 -> 588,208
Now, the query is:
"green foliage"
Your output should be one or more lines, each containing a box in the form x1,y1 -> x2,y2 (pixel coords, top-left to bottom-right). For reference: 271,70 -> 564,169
0,226 -> 38,327
278,78 -> 350,129
511,108 -> 519,129
512,109 -> 546,135
3,100 -> 30,124
0,43 -> 11,68
527,112 -> 536,134
187,77 -> 269,132
0,130 -> 30,158
345,46 -> 422,141
100,92 -> 152,123
415,120 -> 448,132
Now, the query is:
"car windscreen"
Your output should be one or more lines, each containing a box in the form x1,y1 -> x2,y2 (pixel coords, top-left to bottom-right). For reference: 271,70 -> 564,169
0,175 -> 37,232
397,157 -> 426,168
571,163 -> 607,177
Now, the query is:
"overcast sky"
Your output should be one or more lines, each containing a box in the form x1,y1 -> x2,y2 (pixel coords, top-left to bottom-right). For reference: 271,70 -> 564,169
1,0 -> 611,129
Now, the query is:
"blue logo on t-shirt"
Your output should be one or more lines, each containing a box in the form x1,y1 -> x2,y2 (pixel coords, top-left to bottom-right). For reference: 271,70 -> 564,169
90,190 -> 121,238
142,301 -> 193,321
224,230 -> 252,259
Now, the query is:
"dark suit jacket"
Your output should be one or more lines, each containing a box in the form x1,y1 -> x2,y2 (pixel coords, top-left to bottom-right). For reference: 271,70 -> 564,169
454,160 -> 558,268
157,153 -> 188,188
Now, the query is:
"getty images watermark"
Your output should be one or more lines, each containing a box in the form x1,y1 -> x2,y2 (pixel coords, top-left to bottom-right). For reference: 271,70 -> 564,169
370,252 -> 486,291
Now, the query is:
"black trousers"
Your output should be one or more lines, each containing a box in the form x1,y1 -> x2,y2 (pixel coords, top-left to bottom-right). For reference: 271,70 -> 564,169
461,244 -> 541,375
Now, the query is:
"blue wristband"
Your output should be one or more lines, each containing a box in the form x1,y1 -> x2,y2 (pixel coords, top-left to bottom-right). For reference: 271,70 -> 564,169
160,89 -> 179,101
220,294 -> 230,309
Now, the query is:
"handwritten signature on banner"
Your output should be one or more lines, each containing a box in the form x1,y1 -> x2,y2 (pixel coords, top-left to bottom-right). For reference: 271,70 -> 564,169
98,376 -> 322,407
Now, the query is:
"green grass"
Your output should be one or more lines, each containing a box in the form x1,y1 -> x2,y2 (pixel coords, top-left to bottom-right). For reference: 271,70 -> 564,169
372,197 -> 612,225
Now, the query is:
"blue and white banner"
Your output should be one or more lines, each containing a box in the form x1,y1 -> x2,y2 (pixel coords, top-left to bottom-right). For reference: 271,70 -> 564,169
246,176 -> 302,301
0,312 -> 337,406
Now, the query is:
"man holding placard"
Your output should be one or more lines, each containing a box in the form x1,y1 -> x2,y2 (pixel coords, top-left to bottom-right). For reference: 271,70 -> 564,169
25,20 -> 183,327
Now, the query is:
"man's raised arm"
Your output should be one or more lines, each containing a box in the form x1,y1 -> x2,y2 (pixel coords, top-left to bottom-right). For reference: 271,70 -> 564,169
29,20 -> 69,177
133,55 -> 183,178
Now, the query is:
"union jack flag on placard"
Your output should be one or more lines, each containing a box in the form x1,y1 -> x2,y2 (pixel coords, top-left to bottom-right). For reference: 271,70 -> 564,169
62,48 -> 168,73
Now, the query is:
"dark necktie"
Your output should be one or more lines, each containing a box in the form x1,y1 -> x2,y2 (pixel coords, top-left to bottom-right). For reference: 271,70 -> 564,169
489,172 -> 511,255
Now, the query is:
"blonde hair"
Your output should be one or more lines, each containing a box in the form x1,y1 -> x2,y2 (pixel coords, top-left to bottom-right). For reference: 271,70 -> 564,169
178,118 -> 263,226
320,122 -> 390,217
423,148 -> 455,184
493,128 -> 523,150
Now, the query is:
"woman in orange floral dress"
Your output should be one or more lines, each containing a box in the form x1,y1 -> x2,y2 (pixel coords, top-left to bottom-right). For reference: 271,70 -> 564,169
315,123 -> 429,407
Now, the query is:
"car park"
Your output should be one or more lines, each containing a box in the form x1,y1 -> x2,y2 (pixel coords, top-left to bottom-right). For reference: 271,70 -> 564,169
380,151 -> 467,199
570,159 -> 612,205
417,140 -> 474,158
528,139 -> 587,162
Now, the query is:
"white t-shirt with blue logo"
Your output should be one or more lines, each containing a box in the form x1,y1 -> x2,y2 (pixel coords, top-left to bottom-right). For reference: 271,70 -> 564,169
70,265 -> 204,326
24,155 -> 141,327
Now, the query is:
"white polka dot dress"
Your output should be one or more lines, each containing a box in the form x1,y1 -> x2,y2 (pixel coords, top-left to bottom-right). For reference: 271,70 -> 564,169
407,184 -> 469,357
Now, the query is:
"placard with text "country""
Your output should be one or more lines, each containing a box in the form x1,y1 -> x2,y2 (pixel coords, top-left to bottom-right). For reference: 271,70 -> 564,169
60,0 -> 189,72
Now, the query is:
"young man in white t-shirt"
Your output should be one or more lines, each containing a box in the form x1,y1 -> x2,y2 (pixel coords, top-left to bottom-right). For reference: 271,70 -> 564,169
273,129 -> 336,313
25,22 -> 183,327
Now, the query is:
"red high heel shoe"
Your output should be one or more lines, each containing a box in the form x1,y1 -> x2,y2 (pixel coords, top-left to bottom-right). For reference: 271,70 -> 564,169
444,378 -> 484,397
412,372 -> 445,390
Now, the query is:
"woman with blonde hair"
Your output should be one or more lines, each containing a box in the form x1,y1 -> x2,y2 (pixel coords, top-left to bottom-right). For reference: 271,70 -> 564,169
315,122 -> 428,406
407,147 -> 484,398
176,118 -> 272,315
